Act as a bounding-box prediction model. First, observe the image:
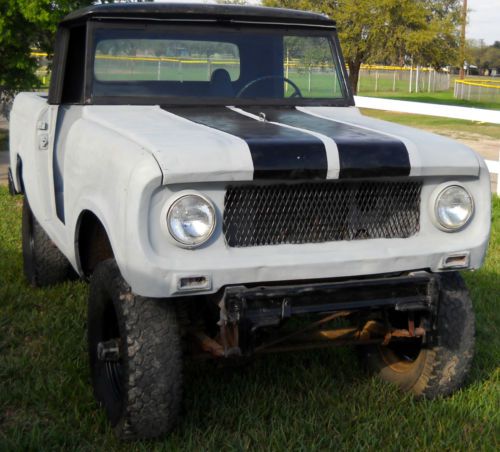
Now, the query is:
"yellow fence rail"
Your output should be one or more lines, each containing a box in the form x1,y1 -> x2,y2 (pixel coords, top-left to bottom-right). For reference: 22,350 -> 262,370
454,78 -> 500,102
30,51 -> 445,73
455,79 -> 500,89
30,50 -> 458,94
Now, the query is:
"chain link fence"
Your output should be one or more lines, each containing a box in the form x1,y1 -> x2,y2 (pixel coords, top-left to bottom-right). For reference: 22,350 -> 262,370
355,66 -> 451,93
454,79 -> 500,103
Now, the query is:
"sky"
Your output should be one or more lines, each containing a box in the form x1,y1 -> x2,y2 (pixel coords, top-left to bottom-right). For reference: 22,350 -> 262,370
155,0 -> 499,45
467,0 -> 499,45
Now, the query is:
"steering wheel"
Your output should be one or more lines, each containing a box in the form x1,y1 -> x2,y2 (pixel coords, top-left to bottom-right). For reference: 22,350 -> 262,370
237,75 -> 303,98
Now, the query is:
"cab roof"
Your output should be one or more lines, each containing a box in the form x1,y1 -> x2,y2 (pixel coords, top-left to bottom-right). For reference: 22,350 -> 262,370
61,2 -> 335,28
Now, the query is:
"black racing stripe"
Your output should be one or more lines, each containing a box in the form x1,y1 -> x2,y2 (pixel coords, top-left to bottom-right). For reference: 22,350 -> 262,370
245,107 -> 411,179
163,106 -> 327,180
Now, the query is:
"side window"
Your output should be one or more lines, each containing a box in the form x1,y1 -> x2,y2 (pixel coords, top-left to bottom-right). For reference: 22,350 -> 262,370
94,39 -> 241,82
283,36 -> 343,98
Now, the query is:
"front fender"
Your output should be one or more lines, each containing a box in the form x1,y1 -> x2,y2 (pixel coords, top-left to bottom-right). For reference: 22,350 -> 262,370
63,118 -> 162,280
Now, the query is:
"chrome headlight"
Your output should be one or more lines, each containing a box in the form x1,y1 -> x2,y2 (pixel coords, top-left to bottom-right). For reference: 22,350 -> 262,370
435,185 -> 474,231
167,194 -> 216,247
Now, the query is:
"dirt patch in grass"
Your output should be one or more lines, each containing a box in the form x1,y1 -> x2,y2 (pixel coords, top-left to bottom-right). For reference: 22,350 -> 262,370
361,109 -> 500,159
428,131 -> 499,161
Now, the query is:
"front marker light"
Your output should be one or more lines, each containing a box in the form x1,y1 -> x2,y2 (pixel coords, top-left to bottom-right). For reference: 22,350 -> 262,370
167,194 -> 216,247
435,185 -> 474,231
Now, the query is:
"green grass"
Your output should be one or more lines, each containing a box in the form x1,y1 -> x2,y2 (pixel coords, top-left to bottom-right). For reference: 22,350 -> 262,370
360,109 -> 500,140
95,59 -> 344,99
35,59 -> 500,109
0,188 -> 499,450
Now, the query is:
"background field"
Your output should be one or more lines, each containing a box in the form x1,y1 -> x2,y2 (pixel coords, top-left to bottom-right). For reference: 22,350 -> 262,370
361,109 -> 500,140
81,57 -> 500,108
94,58 -> 345,99
0,188 -> 498,451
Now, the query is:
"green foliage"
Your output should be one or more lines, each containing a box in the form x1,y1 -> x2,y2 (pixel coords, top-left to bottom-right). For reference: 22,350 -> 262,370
263,0 -> 462,93
0,1 -> 153,100
0,0 -> 39,95
468,40 -> 500,72
16,1 -> 95,54
0,0 -> 95,104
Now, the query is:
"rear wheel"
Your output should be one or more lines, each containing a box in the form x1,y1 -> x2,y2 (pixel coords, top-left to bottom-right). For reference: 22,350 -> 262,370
22,197 -> 74,287
8,168 -> 17,195
361,273 -> 475,398
88,259 -> 183,440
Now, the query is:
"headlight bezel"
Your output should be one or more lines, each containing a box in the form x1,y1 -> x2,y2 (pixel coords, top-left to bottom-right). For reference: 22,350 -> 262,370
161,191 -> 217,248
432,183 -> 474,232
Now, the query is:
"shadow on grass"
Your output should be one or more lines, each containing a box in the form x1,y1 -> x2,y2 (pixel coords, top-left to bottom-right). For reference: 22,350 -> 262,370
464,269 -> 500,383
1,266 -> 498,450
0,190 -> 498,450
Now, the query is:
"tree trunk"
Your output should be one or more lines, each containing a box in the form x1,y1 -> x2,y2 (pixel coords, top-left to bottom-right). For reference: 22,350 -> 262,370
347,59 -> 362,95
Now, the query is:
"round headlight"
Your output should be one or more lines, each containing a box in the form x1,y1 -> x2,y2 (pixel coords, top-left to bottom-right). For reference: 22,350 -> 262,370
435,185 -> 474,231
167,195 -> 216,246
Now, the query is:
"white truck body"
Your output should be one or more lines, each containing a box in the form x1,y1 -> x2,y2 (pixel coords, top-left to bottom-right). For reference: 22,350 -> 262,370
10,92 -> 491,298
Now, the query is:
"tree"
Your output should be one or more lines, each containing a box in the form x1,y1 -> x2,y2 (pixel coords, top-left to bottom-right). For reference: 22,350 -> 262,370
0,0 -> 153,112
17,1 -> 152,55
468,39 -> 500,74
0,0 -> 41,114
263,0 -> 462,94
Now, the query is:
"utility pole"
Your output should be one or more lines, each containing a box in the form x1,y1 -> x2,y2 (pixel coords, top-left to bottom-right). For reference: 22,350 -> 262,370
459,0 -> 468,80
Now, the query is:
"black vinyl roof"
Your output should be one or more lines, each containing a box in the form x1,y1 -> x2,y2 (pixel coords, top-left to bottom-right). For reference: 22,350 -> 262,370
61,2 -> 335,28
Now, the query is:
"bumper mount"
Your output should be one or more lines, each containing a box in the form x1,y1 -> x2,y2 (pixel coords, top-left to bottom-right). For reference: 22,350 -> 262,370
222,273 -> 439,328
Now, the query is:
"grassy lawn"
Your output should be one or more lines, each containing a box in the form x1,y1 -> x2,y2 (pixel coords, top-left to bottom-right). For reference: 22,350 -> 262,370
33,57 -> 500,110
0,188 -> 498,450
360,109 -> 500,141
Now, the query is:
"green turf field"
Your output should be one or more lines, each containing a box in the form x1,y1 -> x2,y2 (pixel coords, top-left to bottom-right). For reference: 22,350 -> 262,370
361,109 -> 500,140
94,58 -> 344,99
40,58 -> 500,110
0,189 -> 498,450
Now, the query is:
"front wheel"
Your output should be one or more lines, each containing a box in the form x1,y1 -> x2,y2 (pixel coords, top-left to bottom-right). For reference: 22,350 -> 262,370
361,273 -> 475,398
88,259 -> 183,440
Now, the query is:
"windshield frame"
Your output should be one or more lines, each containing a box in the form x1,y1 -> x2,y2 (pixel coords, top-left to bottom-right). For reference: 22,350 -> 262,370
85,20 -> 354,107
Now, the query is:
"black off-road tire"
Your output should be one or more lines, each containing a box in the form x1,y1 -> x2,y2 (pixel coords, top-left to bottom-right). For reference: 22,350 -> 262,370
88,259 -> 183,440
361,272 -> 475,399
22,197 -> 74,287
8,168 -> 17,196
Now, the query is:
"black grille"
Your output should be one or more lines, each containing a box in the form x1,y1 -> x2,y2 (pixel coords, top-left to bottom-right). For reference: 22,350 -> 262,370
223,181 -> 422,248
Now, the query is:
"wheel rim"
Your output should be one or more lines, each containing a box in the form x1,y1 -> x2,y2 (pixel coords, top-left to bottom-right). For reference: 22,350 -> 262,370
378,338 -> 424,373
104,360 -> 122,400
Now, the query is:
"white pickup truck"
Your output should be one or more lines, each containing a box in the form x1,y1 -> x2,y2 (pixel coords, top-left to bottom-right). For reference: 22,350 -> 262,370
9,3 -> 491,440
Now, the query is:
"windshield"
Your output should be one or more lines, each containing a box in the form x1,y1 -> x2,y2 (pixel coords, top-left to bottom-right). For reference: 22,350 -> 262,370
91,25 -> 348,105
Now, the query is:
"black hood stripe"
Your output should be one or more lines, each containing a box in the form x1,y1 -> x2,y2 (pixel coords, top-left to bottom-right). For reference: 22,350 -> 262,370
244,107 -> 411,179
162,106 -> 328,180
